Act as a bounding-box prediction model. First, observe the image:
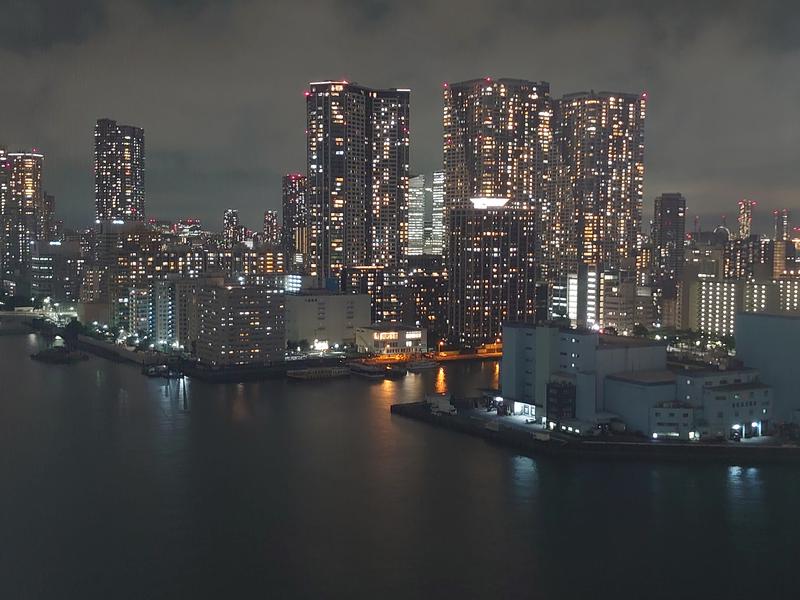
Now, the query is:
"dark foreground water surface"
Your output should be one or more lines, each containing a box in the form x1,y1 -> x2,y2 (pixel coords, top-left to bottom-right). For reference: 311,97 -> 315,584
1,334 -> 799,599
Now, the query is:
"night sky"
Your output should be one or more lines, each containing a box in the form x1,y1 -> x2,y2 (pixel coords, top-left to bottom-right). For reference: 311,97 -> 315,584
1,0 -> 798,233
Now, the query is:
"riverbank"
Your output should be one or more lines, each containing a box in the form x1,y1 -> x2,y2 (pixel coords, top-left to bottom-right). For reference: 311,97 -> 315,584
67,334 -> 372,383
75,335 -> 162,365
390,401 -> 800,465
180,356 -> 348,382
31,347 -> 89,364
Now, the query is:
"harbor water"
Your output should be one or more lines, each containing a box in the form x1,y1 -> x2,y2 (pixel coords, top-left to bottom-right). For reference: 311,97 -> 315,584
1,334 -> 798,598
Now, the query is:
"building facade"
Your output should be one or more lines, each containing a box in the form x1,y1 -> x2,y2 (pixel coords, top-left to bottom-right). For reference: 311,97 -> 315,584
94,118 -> 145,222
281,173 -> 308,264
737,199 -> 756,239
0,150 -> 43,282
443,78 -> 552,211
447,198 -> 536,346
554,92 -> 646,272
737,312 -> 800,422
31,240 -> 84,302
408,174 -> 426,257
442,78 -> 552,269
196,279 -> 286,367
426,171 -> 445,256
262,210 -> 280,246
501,324 -> 666,425
355,323 -> 427,355
285,291 -> 371,349
500,323 -> 771,440
652,192 -> 686,295
223,209 -> 242,248
773,209 -> 790,242
306,81 -> 409,280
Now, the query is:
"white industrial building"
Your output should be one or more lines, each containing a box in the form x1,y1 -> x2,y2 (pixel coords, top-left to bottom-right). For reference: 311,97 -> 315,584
737,312 -> 800,422
500,323 -> 772,440
501,323 -> 666,424
355,323 -> 427,355
285,291 -> 371,350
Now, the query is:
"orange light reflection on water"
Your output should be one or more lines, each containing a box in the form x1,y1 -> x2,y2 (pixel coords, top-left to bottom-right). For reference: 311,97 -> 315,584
434,367 -> 447,394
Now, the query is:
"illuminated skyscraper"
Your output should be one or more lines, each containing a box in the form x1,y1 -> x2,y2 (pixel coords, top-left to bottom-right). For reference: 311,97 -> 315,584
737,199 -> 757,240
724,234 -> 762,280
0,148 -> 9,278
774,209 -> 790,241
94,118 -> 145,223
652,193 -> 686,294
369,87 -> 410,270
555,91 -> 646,272
442,79 -> 552,250
223,209 -> 242,248
426,171 -> 445,256
0,150 -> 43,280
305,81 -> 409,281
263,210 -> 280,246
408,174 -> 426,257
409,172 -> 446,258
281,173 -> 308,258
447,197 -> 537,345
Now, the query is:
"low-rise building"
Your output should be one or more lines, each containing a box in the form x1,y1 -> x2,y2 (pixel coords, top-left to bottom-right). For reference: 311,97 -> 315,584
604,370 -> 678,435
499,322 -> 773,440
701,381 -> 771,438
736,312 -> 800,422
604,367 -> 772,439
501,323 -> 666,424
285,290 -> 370,350
355,323 -> 427,355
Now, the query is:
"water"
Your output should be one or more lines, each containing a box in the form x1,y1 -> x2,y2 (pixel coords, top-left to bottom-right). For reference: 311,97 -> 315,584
1,334 -> 799,599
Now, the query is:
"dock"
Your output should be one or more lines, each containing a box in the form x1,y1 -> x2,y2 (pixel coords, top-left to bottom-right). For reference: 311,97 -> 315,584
390,401 -> 800,465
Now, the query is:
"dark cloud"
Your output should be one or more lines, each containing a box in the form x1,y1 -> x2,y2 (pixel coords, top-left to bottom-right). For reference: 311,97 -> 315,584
0,0 -> 798,233
0,0 -> 105,51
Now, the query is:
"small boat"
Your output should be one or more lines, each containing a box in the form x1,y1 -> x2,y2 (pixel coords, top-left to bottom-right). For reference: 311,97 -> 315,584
383,365 -> 407,379
407,359 -> 438,372
348,362 -> 386,380
144,364 -> 181,378
287,366 -> 351,381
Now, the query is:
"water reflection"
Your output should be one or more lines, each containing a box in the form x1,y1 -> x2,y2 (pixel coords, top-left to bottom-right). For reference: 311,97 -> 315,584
1,336 -> 798,599
510,455 -> 539,500
229,395 -> 251,422
434,367 -> 446,394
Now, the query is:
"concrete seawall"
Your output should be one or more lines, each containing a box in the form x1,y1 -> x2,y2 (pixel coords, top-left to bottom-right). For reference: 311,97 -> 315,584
76,335 -> 161,365
390,402 -> 800,465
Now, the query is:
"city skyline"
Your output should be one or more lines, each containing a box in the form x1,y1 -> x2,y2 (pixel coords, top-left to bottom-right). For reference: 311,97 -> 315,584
4,4 -> 800,598
2,1 -> 799,230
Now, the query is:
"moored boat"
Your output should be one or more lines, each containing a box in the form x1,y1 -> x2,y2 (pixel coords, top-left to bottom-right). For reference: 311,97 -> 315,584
407,359 -> 438,372
383,364 -> 407,379
348,362 -> 386,379
287,366 -> 351,381
143,364 -> 181,378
